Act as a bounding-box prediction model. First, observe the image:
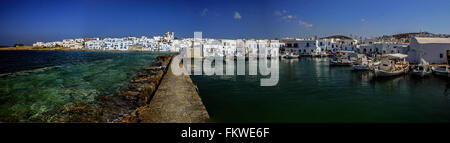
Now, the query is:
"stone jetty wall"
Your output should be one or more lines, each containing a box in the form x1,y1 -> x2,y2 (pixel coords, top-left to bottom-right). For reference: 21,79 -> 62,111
51,55 -> 173,122
120,58 -> 210,123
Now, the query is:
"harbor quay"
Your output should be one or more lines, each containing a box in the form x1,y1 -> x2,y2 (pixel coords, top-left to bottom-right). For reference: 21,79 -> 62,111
120,55 -> 210,123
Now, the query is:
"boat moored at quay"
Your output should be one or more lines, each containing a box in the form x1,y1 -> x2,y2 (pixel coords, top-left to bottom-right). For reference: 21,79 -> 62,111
371,54 -> 410,77
411,59 -> 432,77
329,51 -> 355,66
431,65 -> 450,78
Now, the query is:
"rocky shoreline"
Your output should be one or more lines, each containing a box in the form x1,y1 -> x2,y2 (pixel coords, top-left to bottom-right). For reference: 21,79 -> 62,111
119,56 -> 210,123
50,54 -> 174,122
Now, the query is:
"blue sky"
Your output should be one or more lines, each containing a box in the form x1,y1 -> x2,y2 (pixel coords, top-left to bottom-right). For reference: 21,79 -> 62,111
0,0 -> 449,45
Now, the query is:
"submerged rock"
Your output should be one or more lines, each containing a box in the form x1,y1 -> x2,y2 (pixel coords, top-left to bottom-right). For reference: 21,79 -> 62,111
49,54 -> 174,123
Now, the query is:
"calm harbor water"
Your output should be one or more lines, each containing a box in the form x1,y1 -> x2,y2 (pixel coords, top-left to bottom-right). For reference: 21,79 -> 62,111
191,58 -> 450,123
0,50 -> 166,122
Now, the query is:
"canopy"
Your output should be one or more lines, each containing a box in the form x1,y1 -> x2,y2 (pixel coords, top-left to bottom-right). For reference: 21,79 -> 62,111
339,51 -> 355,53
383,53 -> 408,59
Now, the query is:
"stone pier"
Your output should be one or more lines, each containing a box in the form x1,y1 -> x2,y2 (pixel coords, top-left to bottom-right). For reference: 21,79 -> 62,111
121,57 -> 210,123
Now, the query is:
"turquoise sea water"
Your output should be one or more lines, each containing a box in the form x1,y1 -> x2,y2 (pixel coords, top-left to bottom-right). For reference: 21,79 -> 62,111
0,50 -> 165,122
191,58 -> 450,123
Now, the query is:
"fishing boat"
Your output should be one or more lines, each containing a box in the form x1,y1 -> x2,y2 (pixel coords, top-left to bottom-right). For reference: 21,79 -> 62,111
432,65 -> 450,78
284,52 -> 299,59
330,51 -> 355,66
411,59 -> 432,77
351,54 -> 370,71
330,58 -> 353,66
320,52 -> 331,57
372,54 -> 410,77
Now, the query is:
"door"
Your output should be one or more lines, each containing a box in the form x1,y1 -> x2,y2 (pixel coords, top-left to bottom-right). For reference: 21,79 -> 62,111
447,50 -> 449,65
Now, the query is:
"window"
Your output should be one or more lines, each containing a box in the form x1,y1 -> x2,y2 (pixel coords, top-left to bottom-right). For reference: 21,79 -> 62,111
320,42 -> 323,46
294,43 -> 298,47
440,53 -> 443,58
306,43 -> 310,47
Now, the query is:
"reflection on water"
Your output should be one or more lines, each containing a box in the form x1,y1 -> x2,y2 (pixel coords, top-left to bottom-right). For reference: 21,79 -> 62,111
191,57 -> 450,123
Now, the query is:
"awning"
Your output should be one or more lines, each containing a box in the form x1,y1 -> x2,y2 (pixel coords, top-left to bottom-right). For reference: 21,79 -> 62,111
383,53 -> 408,59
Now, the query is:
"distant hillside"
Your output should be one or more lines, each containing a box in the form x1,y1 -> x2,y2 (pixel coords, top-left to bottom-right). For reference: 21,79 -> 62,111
391,32 -> 432,39
320,35 -> 353,40
389,32 -> 450,39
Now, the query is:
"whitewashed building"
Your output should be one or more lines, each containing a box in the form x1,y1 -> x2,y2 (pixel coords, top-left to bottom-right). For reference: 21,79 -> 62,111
85,40 -> 103,50
359,43 -> 408,56
202,39 -> 222,57
268,40 -> 282,57
222,39 -> 236,58
103,38 -> 129,50
319,36 -> 358,54
408,37 -> 450,64
298,39 -> 319,55
62,39 -> 84,49
245,39 -> 258,57
281,38 -> 319,55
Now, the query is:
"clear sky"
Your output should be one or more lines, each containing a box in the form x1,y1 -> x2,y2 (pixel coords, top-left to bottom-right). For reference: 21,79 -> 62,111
1,0 -> 449,45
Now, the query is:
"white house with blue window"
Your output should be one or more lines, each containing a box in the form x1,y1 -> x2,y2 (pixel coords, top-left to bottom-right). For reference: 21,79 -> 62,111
221,39 -> 236,58
297,39 -> 320,55
203,39 -> 223,57
319,35 -> 358,54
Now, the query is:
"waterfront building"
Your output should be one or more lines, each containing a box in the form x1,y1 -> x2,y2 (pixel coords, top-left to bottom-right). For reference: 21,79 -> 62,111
171,39 -> 191,52
359,43 -> 408,56
245,39 -> 258,57
202,39 -> 221,57
268,40 -> 282,57
408,37 -> 450,64
158,43 -> 172,51
235,39 -> 246,57
62,39 -> 84,49
222,39 -> 236,58
33,41 -> 63,48
103,38 -> 130,50
257,40 -> 269,57
141,37 -> 159,51
32,42 -> 44,47
85,40 -> 103,50
317,38 -> 333,54
297,39 -> 319,55
280,39 -> 300,54
319,35 -> 358,54
280,38 -> 320,56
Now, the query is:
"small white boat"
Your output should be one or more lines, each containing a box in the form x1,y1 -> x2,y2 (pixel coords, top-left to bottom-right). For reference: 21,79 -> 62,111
372,54 -> 410,77
411,59 -> 432,77
330,58 -> 353,66
320,53 -> 331,57
352,64 -> 370,71
352,54 -> 370,71
432,66 -> 450,78
330,52 -> 354,66
284,53 -> 299,59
